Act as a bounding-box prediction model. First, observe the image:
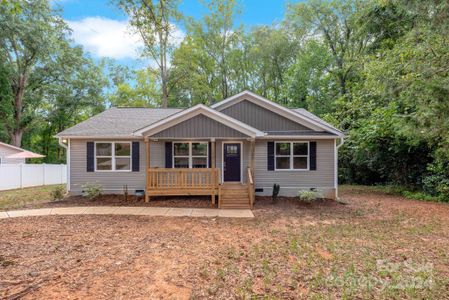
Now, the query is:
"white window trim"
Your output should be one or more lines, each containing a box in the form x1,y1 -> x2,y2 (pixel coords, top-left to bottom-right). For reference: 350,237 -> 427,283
94,141 -> 132,172
274,141 -> 310,171
172,141 -> 209,169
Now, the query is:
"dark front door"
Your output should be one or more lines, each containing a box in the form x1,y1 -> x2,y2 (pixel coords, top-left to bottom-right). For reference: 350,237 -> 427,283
223,143 -> 241,182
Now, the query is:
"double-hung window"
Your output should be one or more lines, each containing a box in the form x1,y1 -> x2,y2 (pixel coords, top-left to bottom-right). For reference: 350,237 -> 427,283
173,142 -> 208,168
95,142 -> 131,171
275,141 -> 309,170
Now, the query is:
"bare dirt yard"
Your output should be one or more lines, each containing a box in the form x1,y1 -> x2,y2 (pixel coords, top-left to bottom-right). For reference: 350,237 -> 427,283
1,186 -> 448,299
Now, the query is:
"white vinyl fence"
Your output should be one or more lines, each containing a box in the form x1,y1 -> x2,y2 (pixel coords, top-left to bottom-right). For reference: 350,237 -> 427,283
0,164 -> 67,191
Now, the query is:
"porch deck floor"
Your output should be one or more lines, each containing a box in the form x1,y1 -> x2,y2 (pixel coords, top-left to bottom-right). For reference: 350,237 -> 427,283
0,206 -> 254,219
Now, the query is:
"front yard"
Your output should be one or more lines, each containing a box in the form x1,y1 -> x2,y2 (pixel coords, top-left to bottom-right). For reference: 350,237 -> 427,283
1,186 -> 448,299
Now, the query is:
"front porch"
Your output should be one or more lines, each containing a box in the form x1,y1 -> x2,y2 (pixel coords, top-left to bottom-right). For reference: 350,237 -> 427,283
144,139 -> 255,209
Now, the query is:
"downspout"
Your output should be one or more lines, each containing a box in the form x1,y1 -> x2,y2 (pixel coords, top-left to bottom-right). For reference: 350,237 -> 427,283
335,137 -> 345,200
58,137 -> 70,192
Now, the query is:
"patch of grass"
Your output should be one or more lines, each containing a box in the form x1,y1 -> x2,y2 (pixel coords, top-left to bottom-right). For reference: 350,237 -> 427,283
0,185 -> 64,210
340,185 -> 443,203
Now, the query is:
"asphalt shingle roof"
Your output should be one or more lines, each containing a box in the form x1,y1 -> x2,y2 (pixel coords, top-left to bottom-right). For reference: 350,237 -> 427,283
56,106 -> 341,137
291,108 -> 342,134
56,107 -> 183,137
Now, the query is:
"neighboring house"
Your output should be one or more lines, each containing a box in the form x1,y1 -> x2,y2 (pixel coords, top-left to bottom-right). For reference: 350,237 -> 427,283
56,91 -> 344,209
0,142 -> 44,164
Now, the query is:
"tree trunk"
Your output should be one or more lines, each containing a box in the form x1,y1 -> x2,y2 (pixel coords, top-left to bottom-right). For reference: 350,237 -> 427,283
10,74 -> 27,147
10,129 -> 23,147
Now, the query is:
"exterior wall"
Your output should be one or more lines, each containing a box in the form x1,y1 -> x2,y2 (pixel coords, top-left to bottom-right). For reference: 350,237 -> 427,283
153,114 -> 247,138
69,139 -> 157,194
253,139 -> 336,199
220,100 -> 313,132
69,138 -> 336,199
0,145 -> 26,164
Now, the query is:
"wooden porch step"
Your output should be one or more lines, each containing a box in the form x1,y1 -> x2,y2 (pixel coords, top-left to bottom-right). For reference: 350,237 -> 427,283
219,183 -> 251,209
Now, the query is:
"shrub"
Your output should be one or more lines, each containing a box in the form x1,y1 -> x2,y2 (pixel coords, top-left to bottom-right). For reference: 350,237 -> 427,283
298,190 -> 321,204
82,183 -> 103,200
51,185 -> 66,201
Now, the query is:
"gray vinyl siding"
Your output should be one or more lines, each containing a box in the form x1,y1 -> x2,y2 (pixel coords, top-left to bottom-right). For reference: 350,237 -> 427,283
69,138 -> 336,199
0,146 -> 26,164
220,100 -> 313,132
152,114 -> 247,138
69,139 -> 163,194
253,139 -> 336,198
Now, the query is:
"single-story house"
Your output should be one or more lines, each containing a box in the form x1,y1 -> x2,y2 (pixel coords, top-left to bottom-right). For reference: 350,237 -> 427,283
0,142 -> 45,164
56,91 -> 344,209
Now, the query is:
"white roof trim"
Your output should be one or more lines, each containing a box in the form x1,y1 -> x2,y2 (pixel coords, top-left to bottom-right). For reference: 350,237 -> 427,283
212,91 -> 344,136
133,104 -> 265,137
258,135 -> 338,140
0,141 -> 28,152
54,135 -> 143,139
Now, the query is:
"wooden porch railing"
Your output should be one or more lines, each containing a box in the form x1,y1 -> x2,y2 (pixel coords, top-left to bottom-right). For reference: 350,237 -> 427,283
247,167 -> 255,209
146,168 -> 219,203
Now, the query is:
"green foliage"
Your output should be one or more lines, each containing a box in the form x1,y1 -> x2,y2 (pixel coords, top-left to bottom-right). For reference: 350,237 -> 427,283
51,185 -> 66,201
82,183 -> 103,200
298,190 -> 321,203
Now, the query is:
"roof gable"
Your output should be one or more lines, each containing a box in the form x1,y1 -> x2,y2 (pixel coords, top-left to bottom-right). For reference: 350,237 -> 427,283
212,91 -> 343,136
134,104 -> 264,138
220,99 -> 315,133
152,114 -> 248,138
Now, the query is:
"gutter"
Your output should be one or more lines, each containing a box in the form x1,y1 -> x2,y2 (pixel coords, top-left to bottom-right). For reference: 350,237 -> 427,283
58,137 -> 67,149
335,137 -> 345,200
336,137 -> 345,149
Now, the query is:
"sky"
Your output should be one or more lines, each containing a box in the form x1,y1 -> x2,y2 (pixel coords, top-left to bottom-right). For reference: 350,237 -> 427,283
53,0 -> 298,69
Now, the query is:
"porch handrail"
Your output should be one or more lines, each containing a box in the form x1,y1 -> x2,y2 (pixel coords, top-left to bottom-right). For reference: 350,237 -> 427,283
147,168 -> 219,189
247,167 -> 255,208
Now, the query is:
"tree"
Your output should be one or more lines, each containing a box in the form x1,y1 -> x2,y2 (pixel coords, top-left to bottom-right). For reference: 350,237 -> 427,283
0,0 -> 70,146
117,0 -> 181,108
187,0 -> 242,100
108,68 -> 159,107
245,26 -> 297,104
286,0 -> 370,98
283,40 -> 333,114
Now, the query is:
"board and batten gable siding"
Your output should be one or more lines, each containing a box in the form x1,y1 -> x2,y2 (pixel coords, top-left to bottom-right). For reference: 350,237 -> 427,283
253,139 -> 336,199
220,99 -> 313,132
69,139 -> 165,194
0,145 -> 25,164
152,114 -> 248,138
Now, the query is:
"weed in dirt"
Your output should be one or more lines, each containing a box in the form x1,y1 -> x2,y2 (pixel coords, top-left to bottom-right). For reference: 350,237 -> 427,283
0,255 -> 14,267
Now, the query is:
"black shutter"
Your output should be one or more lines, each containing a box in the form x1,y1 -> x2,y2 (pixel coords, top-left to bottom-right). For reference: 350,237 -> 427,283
86,142 -> 94,172
267,141 -> 274,171
310,141 -> 317,170
165,142 -> 173,168
132,142 -> 140,172
208,142 -> 212,168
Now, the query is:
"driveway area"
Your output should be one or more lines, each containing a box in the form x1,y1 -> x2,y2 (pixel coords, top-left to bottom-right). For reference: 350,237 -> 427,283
1,187 -> 448,299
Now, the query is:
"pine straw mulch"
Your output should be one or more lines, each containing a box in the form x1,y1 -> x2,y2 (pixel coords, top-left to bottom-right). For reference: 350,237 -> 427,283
1,188 -> 448,299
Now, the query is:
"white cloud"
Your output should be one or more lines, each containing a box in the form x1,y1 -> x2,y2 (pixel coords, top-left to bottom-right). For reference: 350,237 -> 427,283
67,17 -> 143,59
67,16 -> 185,61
